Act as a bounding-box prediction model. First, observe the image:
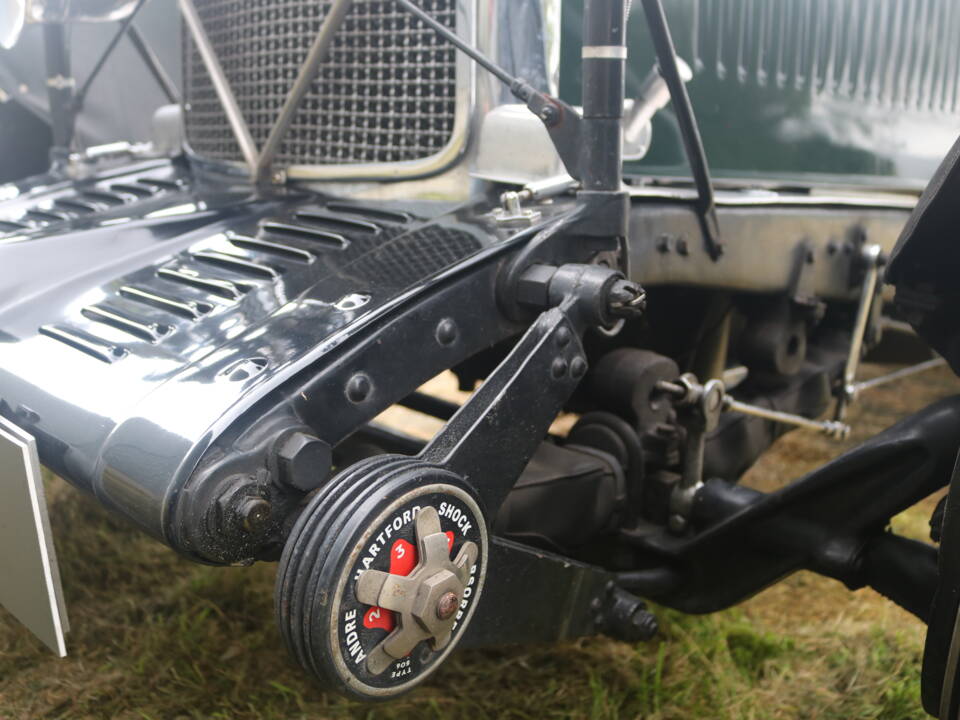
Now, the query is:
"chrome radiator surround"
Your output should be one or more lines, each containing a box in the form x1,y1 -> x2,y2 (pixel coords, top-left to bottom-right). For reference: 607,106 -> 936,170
182,0 -> 474,180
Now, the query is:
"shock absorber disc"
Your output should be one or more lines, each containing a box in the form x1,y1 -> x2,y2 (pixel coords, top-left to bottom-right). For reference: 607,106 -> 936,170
275,457 -> 487,699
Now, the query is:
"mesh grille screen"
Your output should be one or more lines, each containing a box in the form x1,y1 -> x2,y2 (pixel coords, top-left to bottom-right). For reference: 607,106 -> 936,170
183,0 -> 459,167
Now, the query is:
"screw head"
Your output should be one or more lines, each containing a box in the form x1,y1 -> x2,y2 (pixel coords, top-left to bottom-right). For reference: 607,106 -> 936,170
345,373 -> 372,403
436,591 -> 459,621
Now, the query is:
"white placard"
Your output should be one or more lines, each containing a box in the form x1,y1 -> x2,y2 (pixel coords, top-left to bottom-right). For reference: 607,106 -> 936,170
0,416 -> 68,656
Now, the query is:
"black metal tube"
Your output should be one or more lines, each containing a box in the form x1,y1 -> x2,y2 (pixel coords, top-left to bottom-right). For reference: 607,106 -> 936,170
580,0 -> 627,193
858,533 -> 938,622
393,0 -> 515,87
126,23 -> 180,105
42,23 -> 74,160
640,0 -> 723,260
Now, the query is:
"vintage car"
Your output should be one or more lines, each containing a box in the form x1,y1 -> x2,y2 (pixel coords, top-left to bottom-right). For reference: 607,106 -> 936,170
3,0 -> 960,714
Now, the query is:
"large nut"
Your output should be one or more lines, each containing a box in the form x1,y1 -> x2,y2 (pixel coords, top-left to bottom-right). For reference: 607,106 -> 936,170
277,432 -> 332,492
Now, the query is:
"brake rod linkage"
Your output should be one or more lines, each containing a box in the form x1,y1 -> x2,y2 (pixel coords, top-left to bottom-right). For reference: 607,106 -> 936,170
657,376 -> 851,439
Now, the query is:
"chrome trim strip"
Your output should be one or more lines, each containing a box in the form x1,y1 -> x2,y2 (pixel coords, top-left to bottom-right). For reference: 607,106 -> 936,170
627,185 -> 919,209
582,46 -> 628,59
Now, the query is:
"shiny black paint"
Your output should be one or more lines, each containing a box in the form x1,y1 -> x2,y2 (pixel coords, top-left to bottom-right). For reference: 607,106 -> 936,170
0,158 -> 575,551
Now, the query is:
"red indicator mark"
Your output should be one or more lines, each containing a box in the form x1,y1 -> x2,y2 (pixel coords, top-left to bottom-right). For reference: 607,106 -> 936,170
362,531 -> 458,632
362,538 -> 414,632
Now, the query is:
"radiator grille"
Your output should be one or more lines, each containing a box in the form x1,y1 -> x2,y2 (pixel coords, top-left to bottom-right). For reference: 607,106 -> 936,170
183,0 -> 459,167
692,0 -> 960,113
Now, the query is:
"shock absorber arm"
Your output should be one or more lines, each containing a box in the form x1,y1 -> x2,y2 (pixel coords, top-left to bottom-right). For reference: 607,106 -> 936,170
423,263 -> 644,513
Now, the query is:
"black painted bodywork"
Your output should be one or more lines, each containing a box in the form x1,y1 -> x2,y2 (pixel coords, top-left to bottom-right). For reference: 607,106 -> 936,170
0,157 -> 572,557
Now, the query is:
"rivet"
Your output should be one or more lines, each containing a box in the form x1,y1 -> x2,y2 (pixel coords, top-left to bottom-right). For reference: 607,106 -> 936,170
570,356 -> 588,379
551,357 -> 568,379
346,373 -> 372,403
556,326 -> 571,347
435,318 -> 458,346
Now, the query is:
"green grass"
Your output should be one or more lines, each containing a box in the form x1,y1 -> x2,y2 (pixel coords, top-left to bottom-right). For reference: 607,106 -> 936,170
0,365 -> 955,719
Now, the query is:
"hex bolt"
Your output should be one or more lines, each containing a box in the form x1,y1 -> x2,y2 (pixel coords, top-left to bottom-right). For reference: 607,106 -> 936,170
655,235 -> 672,253
239,497 -> 272,534
435,318 -> 458,346
570,356 -> 588,379
277,432 -> 332,492
436,592 -> 459,621
551,357 -> 569,379
675,237 -> 689,256
346,373 -> 372,403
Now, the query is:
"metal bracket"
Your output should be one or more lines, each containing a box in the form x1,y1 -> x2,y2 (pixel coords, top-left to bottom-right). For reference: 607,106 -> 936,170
492,191 -> 542,227
420,304 -> 588,513
422,263 -> 643,514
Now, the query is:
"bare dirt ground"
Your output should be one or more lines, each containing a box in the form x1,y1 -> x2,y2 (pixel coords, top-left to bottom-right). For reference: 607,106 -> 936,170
0,363 -> 955,719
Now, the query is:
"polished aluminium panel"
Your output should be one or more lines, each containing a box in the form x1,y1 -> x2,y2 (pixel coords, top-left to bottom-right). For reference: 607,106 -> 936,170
0,417 -> 68,657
